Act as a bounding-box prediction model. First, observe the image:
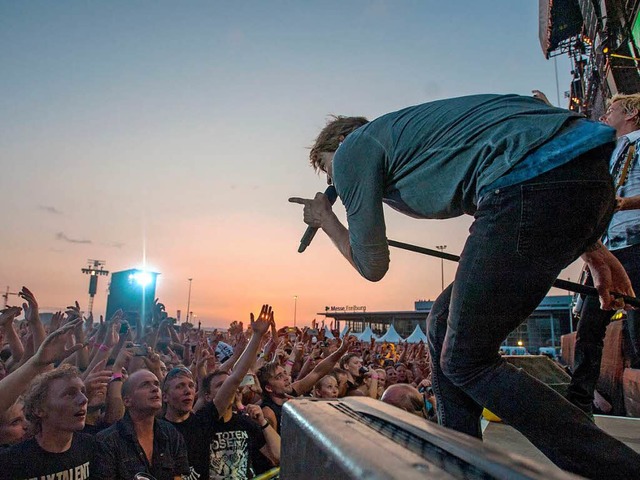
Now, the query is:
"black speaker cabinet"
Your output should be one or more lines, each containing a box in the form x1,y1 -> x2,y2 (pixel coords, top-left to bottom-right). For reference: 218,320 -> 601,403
280,397 -> 578,480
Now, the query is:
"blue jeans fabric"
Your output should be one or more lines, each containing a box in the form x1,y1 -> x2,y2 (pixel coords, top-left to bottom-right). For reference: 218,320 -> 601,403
427,146 -> 640,478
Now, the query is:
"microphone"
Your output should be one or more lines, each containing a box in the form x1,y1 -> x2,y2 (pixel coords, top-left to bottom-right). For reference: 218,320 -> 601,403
298,185 -> 338,253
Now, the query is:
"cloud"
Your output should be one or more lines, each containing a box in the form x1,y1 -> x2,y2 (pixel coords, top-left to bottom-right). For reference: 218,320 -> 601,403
56,232 -> 92,244
39,205 -> 63,215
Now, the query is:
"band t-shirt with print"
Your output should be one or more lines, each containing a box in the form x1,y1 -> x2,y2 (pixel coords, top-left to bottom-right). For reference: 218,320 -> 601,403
204,412 -> 266,480
0,433 -> 97,480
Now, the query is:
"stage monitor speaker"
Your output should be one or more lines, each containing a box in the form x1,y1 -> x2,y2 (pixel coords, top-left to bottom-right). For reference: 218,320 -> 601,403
280,397 -> 577,480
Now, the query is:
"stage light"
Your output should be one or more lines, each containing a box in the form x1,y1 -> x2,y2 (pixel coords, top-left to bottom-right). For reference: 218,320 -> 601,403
129,271 -> 153,286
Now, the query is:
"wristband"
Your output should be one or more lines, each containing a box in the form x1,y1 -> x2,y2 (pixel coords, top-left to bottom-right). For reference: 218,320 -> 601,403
99,344 -> 110,352
260,421 -> 270,430
371,374 -> 379,380
109,372 -> 123,383
285,360 -> 294,366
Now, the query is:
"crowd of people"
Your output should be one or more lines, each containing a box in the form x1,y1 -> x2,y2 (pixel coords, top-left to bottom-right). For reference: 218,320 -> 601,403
0,289 -> 436,479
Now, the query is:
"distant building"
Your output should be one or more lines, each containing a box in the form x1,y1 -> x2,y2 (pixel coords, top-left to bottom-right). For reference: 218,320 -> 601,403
320,295 -> 573,352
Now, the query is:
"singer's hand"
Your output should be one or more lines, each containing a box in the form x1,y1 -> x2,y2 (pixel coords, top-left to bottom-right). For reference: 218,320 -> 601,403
288,192 -> 333,228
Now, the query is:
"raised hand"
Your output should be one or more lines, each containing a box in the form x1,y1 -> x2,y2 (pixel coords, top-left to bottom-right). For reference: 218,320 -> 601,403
250,304 -> 272,337
104,318 -> 120,348
19,287 -> 39,324
33,318 -> 85,366
113,344 -> 134,373
0,306 -> 21,328
65,301 -> 82,321
84,359 -> 112,403
531,89 -> 552,106
269,316 -> 277,340
245,403 -> 267,426
84,312 -> 94,334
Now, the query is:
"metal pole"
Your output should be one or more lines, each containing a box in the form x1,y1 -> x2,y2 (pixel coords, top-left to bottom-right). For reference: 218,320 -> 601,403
436,245 -> 447,291
186,278 -> 193,323
293,295 -> 298,327
387,239 -> 640,307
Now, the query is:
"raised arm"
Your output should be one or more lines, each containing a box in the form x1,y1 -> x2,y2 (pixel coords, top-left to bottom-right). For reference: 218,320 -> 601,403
212,305 -> 271,415
292,333 -> 351,395
246,403 -> 280,465
0,307 -> 24,365
19,287 -> 46,353
0,319 -> 84,413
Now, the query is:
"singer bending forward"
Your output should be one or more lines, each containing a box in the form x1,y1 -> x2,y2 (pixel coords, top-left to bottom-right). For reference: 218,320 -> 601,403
289,94 -> 640,478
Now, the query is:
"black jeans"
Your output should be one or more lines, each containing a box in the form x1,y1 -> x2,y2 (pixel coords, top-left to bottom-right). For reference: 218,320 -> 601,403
427,145 -> 640,478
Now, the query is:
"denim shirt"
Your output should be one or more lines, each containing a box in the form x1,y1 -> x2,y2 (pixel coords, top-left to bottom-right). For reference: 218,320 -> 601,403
332,94 -> 610,281
94,411 -> 190,480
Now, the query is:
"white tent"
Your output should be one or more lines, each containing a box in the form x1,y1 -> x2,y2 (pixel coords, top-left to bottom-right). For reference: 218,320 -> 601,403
405,324 -> 428,344
323,325 -> 335,339
376,323 -> 403,343
357,326 -> 377,342
340,324 -> 350,338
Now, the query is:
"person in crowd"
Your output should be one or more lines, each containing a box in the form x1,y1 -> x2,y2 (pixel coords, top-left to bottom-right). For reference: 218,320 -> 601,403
94,369 -> 190,480
312,374 -> 340,399
395,363 -> 408,384
339,352 -> 379,397
384,366 -> 398,388
289,93 -> 640,477
381,383 -> 432,420
258,334 -> 351,433
332,367 -> 349,398
198,369 -> 280,479
164,304 -> 273,480
0,400 -> 28,447
0,357 -> 97,479
375,369 -> 386,399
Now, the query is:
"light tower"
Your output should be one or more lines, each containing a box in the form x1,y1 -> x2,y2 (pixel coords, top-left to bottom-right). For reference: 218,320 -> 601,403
2,286 -> 19,308
81,259 -> 109,315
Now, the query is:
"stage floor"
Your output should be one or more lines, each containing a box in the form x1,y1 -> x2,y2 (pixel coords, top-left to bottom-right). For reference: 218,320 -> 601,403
482,415 -> 640,471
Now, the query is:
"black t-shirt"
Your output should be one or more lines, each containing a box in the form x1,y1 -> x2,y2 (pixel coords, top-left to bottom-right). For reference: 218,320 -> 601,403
168,402 -> 220,480
169,403 -> 267,480
0,433 -> 97,480
205,412 -> 266,480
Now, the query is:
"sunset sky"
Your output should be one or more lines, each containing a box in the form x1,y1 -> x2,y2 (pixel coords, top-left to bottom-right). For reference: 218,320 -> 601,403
1,2 -> 580,329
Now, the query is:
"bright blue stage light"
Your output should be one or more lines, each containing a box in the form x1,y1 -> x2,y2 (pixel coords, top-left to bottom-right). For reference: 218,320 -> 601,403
129,271 -> 153,287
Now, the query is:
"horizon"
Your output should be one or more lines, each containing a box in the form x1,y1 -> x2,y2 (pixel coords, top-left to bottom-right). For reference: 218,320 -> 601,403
1,2 -> 582,329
